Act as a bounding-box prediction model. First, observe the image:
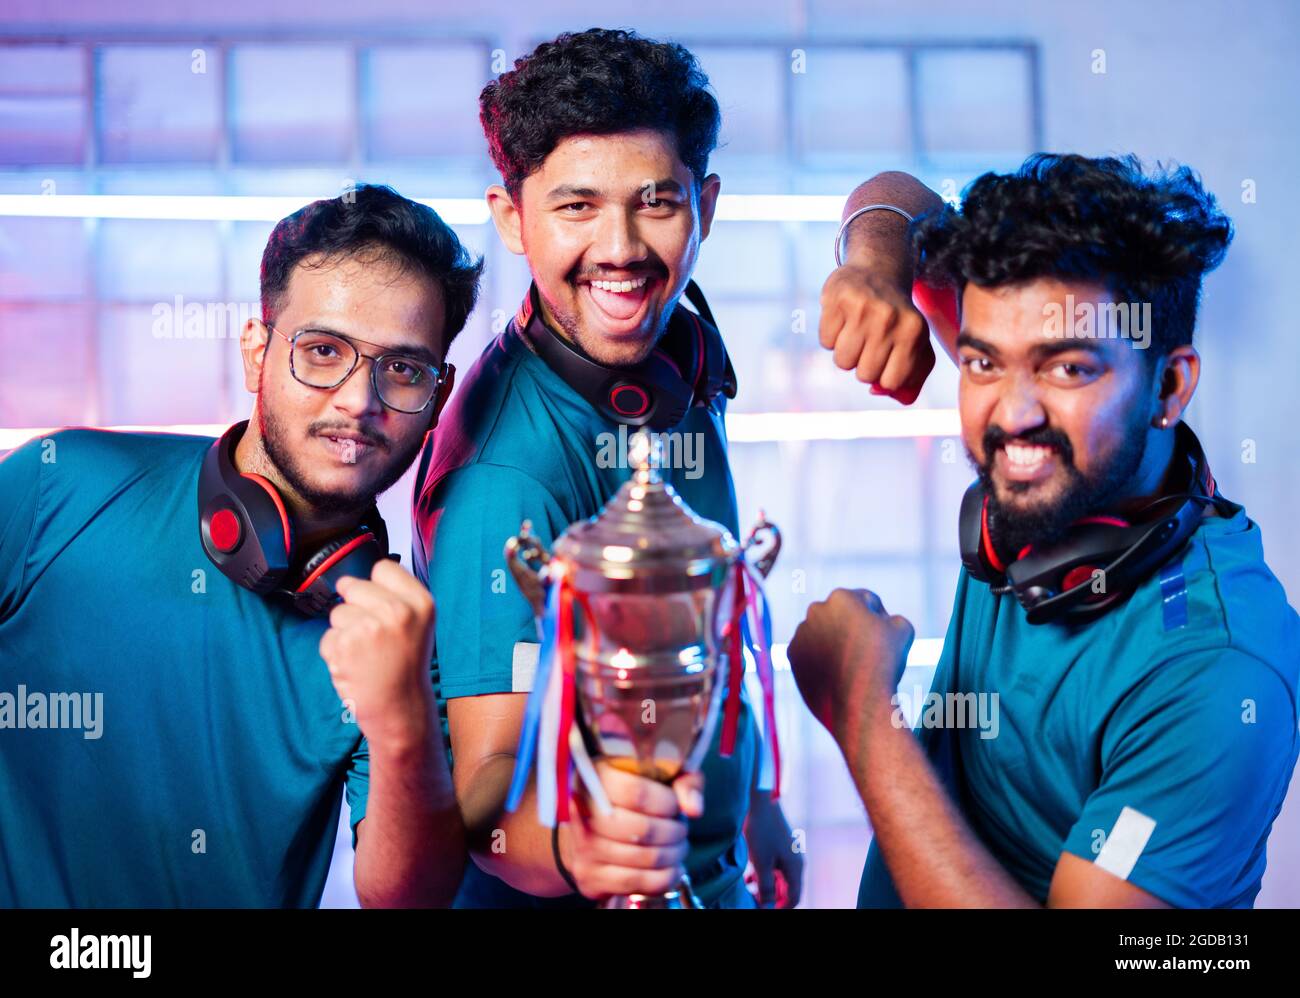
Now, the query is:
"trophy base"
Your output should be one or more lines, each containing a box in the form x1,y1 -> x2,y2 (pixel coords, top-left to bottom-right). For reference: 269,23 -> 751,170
601,874 -> 703,909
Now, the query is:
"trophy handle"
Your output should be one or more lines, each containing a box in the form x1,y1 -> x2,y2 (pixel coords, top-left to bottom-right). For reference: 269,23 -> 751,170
742,510 -> 781,579
504,519 -> 550,617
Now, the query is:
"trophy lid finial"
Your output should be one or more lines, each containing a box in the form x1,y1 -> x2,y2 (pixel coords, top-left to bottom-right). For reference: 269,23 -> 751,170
628,429 -> 662,484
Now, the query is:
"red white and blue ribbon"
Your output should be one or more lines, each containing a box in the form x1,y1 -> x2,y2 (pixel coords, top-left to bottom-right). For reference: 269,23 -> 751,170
505,568 -> 609,827
714,560 -> 781,797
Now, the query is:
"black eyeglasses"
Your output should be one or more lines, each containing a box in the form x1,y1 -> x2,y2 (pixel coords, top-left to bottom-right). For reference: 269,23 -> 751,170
268,324 -> 453,415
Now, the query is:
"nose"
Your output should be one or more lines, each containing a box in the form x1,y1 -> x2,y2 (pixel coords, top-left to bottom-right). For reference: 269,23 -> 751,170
591,205 -> 649,271
331,355 -> 386,421
992,372 -> 1047,438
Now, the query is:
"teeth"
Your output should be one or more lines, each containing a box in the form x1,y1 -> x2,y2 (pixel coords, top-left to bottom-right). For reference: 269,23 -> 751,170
1004,444 -> 1052,467
590,277 -> 648,293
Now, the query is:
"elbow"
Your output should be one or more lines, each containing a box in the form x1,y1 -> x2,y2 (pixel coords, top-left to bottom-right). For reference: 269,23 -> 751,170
354,823 -> 468,909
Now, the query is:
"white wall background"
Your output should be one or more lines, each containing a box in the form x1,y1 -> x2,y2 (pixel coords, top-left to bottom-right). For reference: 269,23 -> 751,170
2,0 -> 1296,908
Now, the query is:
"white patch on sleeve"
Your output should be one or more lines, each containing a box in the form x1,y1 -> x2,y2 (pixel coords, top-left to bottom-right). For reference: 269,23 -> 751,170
1095,806 -> 1157,881
511,642 -> 540,693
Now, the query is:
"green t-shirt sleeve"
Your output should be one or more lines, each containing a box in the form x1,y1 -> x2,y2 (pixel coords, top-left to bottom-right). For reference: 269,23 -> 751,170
0,436 -> 43,620
427,462 -> 571,699
1061,647 -> 1298,907
345,735 -> 370,846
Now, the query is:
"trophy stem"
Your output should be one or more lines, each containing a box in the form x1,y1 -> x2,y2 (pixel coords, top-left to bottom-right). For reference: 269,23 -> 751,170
601,873 -> 703,910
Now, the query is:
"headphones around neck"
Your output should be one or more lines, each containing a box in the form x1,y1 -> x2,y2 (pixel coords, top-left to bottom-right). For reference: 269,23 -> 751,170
514,279 -> 737,430
959,421 -> 1239,624
198,420 -> 392,616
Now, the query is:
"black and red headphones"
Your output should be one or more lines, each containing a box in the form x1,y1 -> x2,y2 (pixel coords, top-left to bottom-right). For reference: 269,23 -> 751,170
197,420 -> 391,617
513,279 -> 737,430
959,421 -> 1239,624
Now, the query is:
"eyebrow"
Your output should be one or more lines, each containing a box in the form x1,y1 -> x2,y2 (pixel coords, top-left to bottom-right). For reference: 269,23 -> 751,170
957,330 -> 1106,362
543,178 -> 687,202
300,324 -> 441,367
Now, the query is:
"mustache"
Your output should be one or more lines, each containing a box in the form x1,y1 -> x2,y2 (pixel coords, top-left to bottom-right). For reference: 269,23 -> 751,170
571,264 -> 667,283
980,424 -> 1075,472
309,422 -> 389,451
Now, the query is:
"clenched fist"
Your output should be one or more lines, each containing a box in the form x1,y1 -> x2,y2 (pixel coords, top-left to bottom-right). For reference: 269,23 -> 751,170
320,558 -> 437,749
819,264 -> 935,405
787,588 -> 914,747
560,762 -> 704,900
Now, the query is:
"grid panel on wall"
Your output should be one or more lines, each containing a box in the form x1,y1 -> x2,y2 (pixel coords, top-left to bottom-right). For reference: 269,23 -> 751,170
0,34 -> 1040,908
0,28 -> 1039,638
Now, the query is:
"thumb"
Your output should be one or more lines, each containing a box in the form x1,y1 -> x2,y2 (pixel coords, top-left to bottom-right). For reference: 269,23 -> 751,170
755,862 -> 778,908
671,771 -> 705,819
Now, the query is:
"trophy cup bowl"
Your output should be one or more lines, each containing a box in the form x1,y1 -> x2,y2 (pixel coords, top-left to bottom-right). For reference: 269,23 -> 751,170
505,434 -> 779,909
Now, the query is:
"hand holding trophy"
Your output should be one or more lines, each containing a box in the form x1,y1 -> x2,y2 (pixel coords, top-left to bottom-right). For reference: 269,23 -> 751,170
504,431 -> 781,909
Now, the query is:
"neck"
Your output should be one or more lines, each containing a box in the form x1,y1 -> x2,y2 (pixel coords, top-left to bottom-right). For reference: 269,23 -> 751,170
232,417 -> 363,555
535,288 -> 575,345
1110,428 -> 1186,522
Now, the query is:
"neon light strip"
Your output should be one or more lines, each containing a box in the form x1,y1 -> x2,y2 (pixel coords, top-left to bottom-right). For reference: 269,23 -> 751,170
727,408 -> 960,441
0,409 -> 960,453
0,194 -> 492,224
764,639 -> 943,672
0,193 -> 846,224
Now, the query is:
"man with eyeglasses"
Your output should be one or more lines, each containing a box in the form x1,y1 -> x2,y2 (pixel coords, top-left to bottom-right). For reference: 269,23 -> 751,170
0,184 -> 478,907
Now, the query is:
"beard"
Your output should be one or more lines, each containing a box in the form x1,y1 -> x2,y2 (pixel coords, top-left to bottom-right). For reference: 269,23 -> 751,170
971,414 -> 1150,568
256,388 -> 425,519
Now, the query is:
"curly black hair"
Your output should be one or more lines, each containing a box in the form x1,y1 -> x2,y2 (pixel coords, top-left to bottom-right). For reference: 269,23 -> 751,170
260,183 -> 485,345
479,28 -> 721,200
913,153 -> 1234,356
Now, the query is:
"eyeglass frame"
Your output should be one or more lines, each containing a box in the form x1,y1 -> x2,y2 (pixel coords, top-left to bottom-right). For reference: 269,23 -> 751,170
265,322 -> 454,415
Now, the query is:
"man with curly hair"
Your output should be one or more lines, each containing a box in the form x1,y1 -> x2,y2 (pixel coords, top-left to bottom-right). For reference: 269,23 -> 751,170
790,154 -> 1299,908
411,28 -> 947,909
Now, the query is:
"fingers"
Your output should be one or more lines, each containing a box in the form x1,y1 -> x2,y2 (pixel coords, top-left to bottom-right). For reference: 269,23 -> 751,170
671,771 -> 705,819
370,557 -> 432,608
335,559 -> 433,619
830,320 -> 867,371
876,323 -> 935,403
755,862 -> 778,908
567,793 -> 691,899
326,601 -> 370,631
581,800 -> 690,848
892,612 -> 916,649
581,830 -> 690,872
817,296 -> 843,350
779,853 -> 805,909
596,761 -> 685,819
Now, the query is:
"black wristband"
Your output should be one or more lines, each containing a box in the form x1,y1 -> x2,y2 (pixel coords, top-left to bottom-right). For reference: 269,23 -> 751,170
552,823 -> 583,896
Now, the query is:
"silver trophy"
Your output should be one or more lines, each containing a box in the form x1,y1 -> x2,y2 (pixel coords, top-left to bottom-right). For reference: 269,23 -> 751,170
505,433 -> 779,909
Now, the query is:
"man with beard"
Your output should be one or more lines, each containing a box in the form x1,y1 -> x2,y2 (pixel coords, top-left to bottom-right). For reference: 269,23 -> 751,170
0,184 -> 477,906
789,154 -> 1299,907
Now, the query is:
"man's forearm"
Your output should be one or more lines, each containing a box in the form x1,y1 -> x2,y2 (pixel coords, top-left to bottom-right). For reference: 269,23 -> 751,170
459,755 -> 575,898
354,718 -> 465,908
844,698 -> 1039,908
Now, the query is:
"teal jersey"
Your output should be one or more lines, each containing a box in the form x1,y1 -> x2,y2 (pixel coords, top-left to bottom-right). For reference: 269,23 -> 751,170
0,430 -> 369,907
413,291 -> 758,909
859,503 -> 1300,908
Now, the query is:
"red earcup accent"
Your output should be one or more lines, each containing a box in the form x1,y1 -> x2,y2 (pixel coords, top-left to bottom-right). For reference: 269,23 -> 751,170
209,508 -> 242,553
980,496 -> 1007,574
609,383 -> 650,418
240,472 -> 292,557
296,532 -> 375,594
1073,515 -> 1131,528
1062,564 -> 1104,599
